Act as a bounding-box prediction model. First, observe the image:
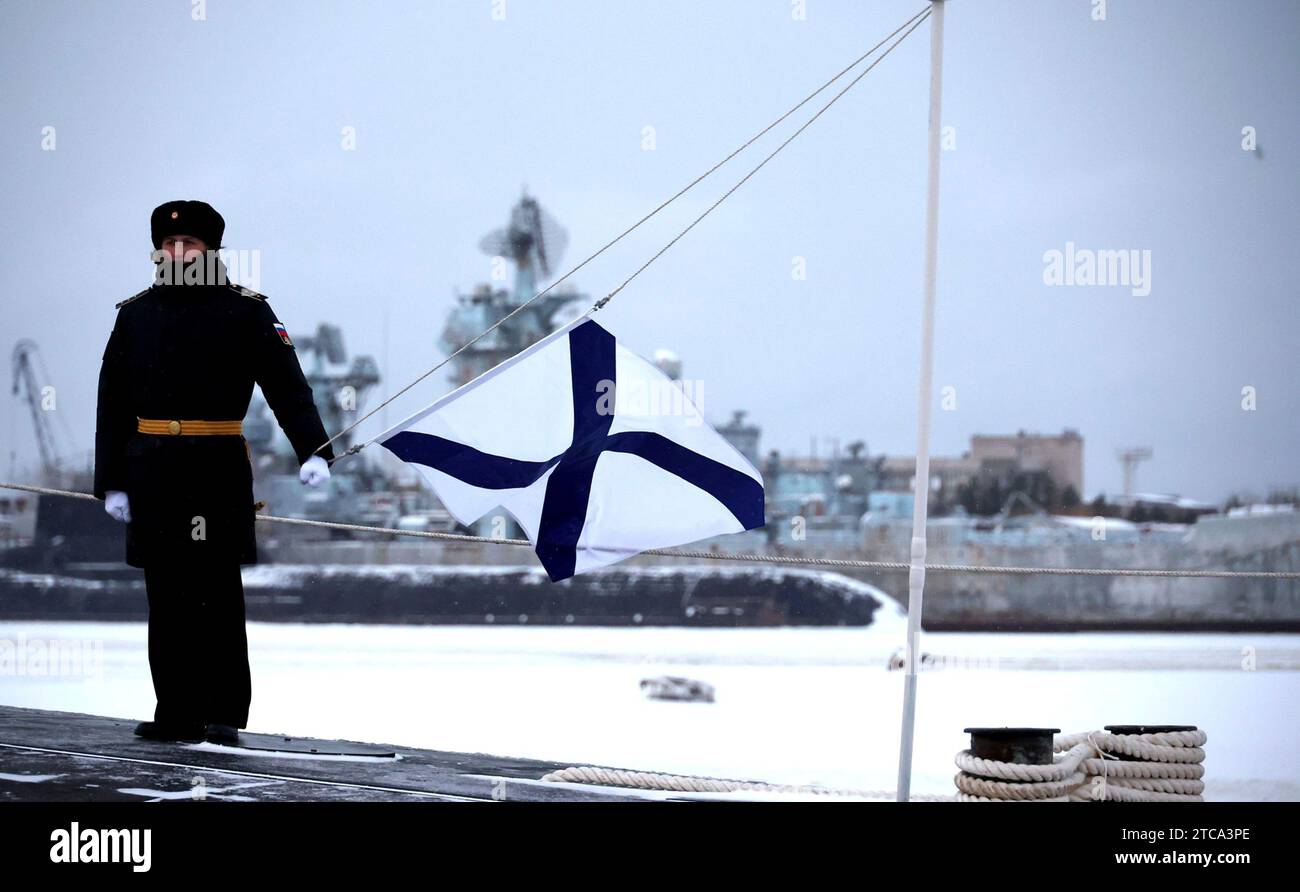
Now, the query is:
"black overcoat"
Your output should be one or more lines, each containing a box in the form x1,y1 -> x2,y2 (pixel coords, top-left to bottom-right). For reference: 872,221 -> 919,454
93,279 -> 334,568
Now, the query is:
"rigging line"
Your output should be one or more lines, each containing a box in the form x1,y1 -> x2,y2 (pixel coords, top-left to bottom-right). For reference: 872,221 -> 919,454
4,482 -> 1297,579
312,6 -> 932,464
593,8 -> 930,312
253,513 -> 1300,578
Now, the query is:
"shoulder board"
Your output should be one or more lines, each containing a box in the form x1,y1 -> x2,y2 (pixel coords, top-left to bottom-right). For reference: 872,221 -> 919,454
229,284 -> 268,301
115,286 -> 152,309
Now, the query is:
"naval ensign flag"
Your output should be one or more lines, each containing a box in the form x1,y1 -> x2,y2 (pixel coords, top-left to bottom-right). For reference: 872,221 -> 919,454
375,315 -> 765,581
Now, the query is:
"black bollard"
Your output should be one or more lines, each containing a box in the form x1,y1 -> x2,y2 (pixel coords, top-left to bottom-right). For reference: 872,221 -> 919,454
1104,725 -> 1197,735
963,727 -> 1060,766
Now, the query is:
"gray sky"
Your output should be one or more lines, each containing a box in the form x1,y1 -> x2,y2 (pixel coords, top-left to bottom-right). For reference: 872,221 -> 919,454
1,0 -> 1296,502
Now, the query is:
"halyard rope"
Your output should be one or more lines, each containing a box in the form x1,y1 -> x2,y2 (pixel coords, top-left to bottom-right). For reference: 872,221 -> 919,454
589,9 -> 931,314
313,6 -> 933,462
954,729 -> 1208,802
2,481 -> 1297,579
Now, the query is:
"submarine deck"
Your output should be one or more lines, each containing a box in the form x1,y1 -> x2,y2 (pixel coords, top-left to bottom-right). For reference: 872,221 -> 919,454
0,705 -> 681,802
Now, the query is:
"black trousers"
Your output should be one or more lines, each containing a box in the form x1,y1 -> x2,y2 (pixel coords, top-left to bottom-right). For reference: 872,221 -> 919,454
143,561 -> 251,729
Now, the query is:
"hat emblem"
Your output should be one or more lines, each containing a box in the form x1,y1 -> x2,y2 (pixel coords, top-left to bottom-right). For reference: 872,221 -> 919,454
170,211 -> 179,219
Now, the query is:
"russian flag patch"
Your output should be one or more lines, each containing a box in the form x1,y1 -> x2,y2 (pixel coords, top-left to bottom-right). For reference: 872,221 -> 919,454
273,322 -> 293,346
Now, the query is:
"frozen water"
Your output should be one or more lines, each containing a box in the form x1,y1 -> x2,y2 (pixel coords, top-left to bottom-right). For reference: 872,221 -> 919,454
2,620 -> 1296,801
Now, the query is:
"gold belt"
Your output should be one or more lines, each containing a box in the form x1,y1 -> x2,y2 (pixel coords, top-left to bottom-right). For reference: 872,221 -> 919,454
137,418 -> 244,436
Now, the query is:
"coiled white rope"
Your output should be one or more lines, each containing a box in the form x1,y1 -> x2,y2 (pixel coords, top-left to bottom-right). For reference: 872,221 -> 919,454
538,728 -> 1208,802
538,765 -> 953,801
954,729 -> 1207,802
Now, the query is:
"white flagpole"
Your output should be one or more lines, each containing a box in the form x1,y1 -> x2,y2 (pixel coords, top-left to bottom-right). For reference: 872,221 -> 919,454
896,0 -> 945,803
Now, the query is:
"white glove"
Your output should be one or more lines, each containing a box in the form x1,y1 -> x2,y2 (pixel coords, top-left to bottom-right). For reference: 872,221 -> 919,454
299,455 -> 331,487
105,490 -> 132,523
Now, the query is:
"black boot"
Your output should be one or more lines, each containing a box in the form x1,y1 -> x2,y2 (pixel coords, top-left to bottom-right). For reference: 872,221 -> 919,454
134,720 -> 206,742
204,723 -> 241,745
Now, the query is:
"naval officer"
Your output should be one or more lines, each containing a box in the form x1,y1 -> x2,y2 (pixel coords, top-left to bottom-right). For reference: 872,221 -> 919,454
94,199 -> 334,744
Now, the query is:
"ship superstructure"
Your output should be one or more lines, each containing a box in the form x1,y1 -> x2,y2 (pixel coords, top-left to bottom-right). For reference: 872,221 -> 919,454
441,192 -> 590,387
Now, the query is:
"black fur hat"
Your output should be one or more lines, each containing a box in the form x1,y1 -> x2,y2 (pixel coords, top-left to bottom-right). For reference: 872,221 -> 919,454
150,200 -> 225,250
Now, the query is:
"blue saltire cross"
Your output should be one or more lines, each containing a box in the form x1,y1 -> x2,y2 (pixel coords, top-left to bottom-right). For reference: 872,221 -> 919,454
384,319 -> 765,580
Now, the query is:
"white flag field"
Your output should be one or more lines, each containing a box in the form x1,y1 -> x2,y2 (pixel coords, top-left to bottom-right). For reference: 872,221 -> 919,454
372,315 -> 766,581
